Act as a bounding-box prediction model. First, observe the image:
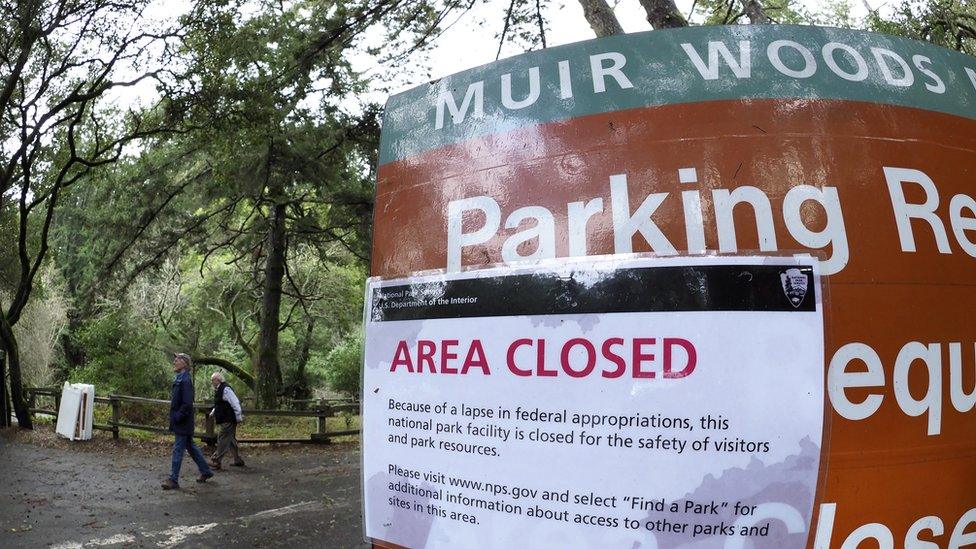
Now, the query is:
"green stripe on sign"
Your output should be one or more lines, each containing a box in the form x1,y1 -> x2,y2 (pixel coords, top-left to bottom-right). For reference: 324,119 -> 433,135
378,25 -> 976,166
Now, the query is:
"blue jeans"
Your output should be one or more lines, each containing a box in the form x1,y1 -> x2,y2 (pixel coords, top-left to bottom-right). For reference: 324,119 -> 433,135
170,434 -> 212,484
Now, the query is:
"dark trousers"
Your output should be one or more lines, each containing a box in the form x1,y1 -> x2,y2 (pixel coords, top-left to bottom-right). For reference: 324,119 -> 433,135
170,434 -> 212,483
212,422 -> 242,463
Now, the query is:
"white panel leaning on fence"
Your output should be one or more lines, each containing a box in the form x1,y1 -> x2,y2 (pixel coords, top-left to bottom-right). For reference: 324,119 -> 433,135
56,382 -> 94,441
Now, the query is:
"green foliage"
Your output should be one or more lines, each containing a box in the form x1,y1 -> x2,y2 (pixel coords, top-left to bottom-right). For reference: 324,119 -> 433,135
8,268 -> 69,388
868,0 -> 976,55
70,310 -> 169,398
26,0 -> 976,414
303,350 -> 331,390
690,0 -> 852,26
323,332 -> 364,397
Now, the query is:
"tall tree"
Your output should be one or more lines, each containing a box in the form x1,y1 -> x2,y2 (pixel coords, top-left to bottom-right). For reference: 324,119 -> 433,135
36,0 -> 470,408
578,0 -> 624,37
0,0 -> 179,428
51,142 -> 210,376
576,0 -> 831,36
1,350 -> 10,427
159,0 -> 458,407
638,0 -> 688,28
741,0 -> 772,23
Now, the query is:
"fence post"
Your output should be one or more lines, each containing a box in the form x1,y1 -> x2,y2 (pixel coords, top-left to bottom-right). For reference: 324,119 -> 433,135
54,392 -> 61,421
312,403 -> 332,443
27,390 -> 36,425
111,397 -> 120,440
204,410 -> 215,447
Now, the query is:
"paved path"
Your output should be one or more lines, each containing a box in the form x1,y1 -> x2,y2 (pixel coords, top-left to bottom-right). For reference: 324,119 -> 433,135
0,428 -> 368,548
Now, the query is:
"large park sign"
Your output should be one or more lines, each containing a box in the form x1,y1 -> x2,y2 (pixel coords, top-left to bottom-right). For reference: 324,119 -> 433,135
365,24 -> 976,548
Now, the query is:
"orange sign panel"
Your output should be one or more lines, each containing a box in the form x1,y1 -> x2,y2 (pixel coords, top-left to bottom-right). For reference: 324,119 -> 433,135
371,25 -> 976,547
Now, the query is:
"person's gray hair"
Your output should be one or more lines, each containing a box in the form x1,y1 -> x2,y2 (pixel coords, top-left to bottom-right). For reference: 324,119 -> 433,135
174,353 -> 192,367
211,371 -> 225,382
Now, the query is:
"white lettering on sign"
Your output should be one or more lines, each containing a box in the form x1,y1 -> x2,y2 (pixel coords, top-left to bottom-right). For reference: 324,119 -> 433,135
680,41 -> 752,80
914,54 -> 946,93
814,503 -> 976,549
966,67 -> 976,91
445,165 -> 975,276
430,37 -> 976,131
589,52 -> 633,93
822,42 -> 869,81
567,198 -> 603,256
446,196 -> 500,271
883,166 -> 976,255
767,40 -> 817,79
949,193 -> 976,257
501,206 -> 555,263
828,341 -> 976,437
782,185 -> 849,273
428,34 -> 976,134
827,342 -> 885,422
434,51 -> 635,130
609,174 -> 675,255
501,67 -> 540,110
435,81 -> 484,130
712,186 -> 779,252
871,47 -> 915,87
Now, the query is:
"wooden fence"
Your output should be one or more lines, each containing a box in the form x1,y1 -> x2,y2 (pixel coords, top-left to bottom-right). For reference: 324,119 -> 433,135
24,387 -> 360,445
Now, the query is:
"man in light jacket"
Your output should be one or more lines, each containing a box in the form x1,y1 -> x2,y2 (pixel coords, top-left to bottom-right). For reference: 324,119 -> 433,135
162,353 -> 213,490
208,372 -> 245,469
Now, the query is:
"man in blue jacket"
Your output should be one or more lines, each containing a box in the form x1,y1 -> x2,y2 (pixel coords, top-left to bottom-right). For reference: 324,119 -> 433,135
162,353 -> 213,490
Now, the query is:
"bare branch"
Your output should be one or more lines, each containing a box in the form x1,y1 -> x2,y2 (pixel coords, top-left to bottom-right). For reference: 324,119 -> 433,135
496,0 -> 516,60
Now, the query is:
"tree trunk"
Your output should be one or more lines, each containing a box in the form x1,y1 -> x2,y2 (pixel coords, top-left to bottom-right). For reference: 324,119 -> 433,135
193,356 -> 255,390
577,0 -> 624,37
60,312 -> 86,377
741,0 -> 771,24
294,319 -> 315,401
0,312 -> 32,429
637,0 -> 688,28
1,350 -> 10,428
253,199 -> 287,409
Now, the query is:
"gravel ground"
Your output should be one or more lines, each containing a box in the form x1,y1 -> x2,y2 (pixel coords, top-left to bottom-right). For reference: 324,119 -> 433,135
0,426 -> 369,549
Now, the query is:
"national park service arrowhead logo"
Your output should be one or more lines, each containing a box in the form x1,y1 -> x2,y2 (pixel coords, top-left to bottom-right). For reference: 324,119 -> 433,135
780,268 -> 808,308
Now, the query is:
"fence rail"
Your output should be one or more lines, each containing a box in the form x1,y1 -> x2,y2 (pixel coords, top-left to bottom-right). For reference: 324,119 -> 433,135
24,387 -> 360,445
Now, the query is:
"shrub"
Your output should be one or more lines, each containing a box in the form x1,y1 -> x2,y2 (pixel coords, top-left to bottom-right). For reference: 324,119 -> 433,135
71,310 -> 169,399
323,332 -> 363,397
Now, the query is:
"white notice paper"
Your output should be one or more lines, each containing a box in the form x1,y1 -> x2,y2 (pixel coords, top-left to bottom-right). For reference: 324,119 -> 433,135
362,256 -> 825,549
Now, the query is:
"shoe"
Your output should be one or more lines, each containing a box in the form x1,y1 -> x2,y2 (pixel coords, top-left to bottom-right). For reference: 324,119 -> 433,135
208,460 -> 222,470
196,472 -> 214,483
161,479 -> 179,490
231,460 -> 245,467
